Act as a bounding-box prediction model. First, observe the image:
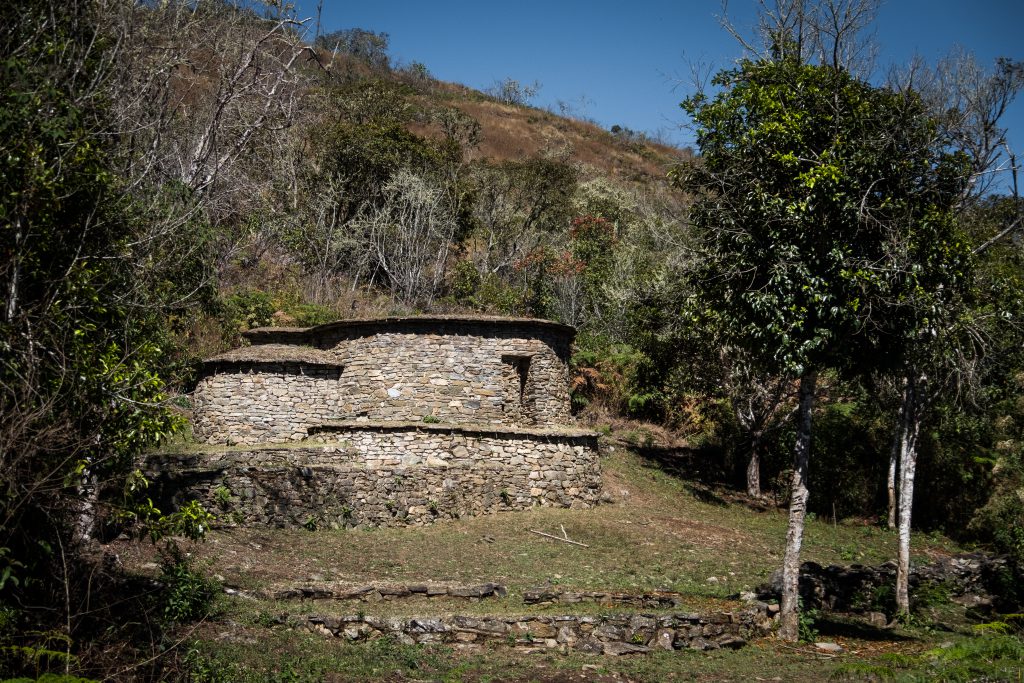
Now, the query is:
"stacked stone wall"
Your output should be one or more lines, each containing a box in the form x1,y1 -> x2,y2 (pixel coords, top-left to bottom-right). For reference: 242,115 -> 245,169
293,609 -> 773,653
144,426 -> 600,529
314,322 -> 571,427
193,362 -> 343,445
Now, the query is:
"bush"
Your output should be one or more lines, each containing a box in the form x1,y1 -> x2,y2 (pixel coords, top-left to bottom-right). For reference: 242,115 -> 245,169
157,547 -> 219,625
219,290 -> 275,332
285,303 -> 337,327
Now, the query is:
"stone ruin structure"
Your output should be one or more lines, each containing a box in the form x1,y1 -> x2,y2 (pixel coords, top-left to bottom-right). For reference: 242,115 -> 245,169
144,316 -> 601,528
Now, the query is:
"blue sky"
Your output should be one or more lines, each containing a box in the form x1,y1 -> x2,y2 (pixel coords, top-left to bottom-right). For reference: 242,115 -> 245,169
305,1 -> 1023,190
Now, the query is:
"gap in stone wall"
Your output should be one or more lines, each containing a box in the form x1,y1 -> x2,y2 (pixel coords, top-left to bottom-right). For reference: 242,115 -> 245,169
501,354 -> 536,425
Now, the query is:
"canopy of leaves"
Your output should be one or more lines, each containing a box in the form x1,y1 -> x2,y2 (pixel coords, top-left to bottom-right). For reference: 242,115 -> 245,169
679,57 -> 972,377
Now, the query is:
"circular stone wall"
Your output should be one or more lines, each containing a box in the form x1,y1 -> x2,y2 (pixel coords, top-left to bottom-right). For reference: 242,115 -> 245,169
307,317 -> 573,427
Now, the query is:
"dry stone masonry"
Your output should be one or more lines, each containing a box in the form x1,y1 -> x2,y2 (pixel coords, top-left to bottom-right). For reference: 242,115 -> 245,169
146,316 -> 601,528
291,608 -> 775,654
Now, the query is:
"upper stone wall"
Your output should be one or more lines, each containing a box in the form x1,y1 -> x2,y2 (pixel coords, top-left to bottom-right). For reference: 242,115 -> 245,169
193,317 -> 574,445
314,321 -> 571,426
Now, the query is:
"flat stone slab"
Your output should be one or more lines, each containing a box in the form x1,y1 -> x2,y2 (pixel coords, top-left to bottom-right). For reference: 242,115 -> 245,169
310,420 -> 599,441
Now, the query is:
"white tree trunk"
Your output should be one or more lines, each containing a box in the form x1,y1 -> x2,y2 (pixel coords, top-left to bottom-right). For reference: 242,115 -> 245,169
886,445 -> 898,529
779,370 -> 818,641
887,379 -> 907,529
747,433 -> 762,498
896,373 -> 924,616
6,217 -> 22,323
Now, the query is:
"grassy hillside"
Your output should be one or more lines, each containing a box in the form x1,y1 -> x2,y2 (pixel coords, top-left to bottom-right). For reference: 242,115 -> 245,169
112,446 -> 1024,682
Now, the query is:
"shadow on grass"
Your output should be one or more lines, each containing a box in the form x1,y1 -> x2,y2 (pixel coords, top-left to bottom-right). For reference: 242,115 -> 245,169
633,444 -> 729,483
684,482 -> 730,507
633,444 -> 776,511
815,615 -> 917,642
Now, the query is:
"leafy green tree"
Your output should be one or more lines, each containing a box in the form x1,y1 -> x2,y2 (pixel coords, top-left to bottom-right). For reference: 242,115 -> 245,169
679,56 -> 969,639
0,1 -> 204,673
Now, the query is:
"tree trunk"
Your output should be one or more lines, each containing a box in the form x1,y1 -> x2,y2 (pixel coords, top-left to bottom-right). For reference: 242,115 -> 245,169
747,432 -> 762,498
779,369 -> 817,642
886,447 -> 898,529
72,469 -> 98,547
6,216 -> 22,323
896,373 -> 924,616
886,379 -> 907,529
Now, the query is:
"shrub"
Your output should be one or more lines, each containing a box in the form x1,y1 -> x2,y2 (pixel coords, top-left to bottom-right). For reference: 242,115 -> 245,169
219,290 -> 275,332
157,547 -> 219,624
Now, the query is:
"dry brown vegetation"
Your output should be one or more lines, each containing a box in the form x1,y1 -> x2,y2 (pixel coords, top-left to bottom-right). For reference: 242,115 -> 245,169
408,95 -> 690,182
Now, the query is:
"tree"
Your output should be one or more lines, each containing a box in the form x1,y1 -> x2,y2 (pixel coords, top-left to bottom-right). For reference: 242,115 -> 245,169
721,353 -> 795,498
0,3 -> 206,673
679,55 -> 968,639
355,169 -> 460,307
315,28 -> 391,70
486,78 -> 542,106
882,54 -> 1022,616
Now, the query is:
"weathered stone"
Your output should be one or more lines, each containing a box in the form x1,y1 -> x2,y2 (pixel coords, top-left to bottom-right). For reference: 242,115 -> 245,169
654,629 -> 675,651
716,635 -> 746,649
815,642 -> 844,653
556,625 -> 578,646
865,611 -> 888,628
603,641 -> 650,656
689,637 -> 719,651
448,585 -> 492,598
408,618 -> 449,634
575,638 -> 604,654
593,624 -> 623,641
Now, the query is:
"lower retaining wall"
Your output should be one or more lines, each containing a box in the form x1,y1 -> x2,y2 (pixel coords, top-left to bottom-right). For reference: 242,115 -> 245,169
292,608 -> 775,653
142,424 -> 601,529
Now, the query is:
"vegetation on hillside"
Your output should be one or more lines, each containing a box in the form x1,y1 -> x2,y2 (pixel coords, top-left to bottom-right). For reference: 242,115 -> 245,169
1,0 -> 1022,678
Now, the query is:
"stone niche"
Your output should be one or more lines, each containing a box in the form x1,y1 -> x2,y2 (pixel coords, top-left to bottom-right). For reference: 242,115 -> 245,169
150,316 -> 601,529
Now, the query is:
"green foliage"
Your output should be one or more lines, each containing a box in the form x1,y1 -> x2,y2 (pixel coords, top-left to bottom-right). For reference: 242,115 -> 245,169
186,633 -> 441,683
136,499 -> 216,544
1,2 -> 188,651
219,290 -> 275,332
3,674 -> 97,683
285,303 -> 336,327
571,341 -> 664,420
918,630 -> 1024,681
804,391 -> 890,519
678,57 -> 969,378
797,602 -> 820,643
157,547 -> 219,624
214,485 -> 233,510
315,28 -> 390,70
448,259 -> 483,305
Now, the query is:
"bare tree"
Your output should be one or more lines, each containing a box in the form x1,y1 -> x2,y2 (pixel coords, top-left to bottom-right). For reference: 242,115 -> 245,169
722,353 -> 795,498
720,0 -> 879,75
355,169 -> 460,307
893,51 -> 1023,200
105,1 -> 313,200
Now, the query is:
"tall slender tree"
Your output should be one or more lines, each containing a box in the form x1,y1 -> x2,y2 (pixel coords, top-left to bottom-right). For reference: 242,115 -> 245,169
679,55 -> 968,640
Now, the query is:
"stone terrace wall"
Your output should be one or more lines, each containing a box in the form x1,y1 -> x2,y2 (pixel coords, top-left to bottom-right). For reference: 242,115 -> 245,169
247,318 -> 574,429
293,608 -> 774,654
143,425 -> 600,529
193,363 -> 343,445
